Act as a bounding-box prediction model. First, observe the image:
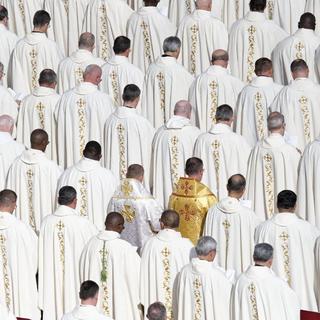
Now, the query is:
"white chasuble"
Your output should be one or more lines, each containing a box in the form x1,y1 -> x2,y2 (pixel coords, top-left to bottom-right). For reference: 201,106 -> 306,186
298,138 -> 320,228
0,305 -> 15,320
232,266 -> 300,320
38,205 -> 98,320
140,229 -> 193,317
272,29 -> 320,85
62,305 -> 112,320
177,10 -> 228,77
151,115 -> 200,208
108,178 -> 162,248
17,86 -> 60,161
270,78 -> 320,151
204,197 -> 260,277
235,76 -> 282,147
0,0 -> 44,37
168,0 -> 195,27
104,106 -> 155,187
0,212 -> 39,320
220,0 -> 249,30
255,212 -> 320,311
194,123 -> 251,200
229,11 -> 287,83
6,149 -> 62,234
306,0 -> 320,35
189,65 -> 244,131
245,134 -> 301,221
10,32 -> 64,96
314,236 -> 320,309
0,132 -> 25,190
58,49 -> 105,94
173,258 -> 232,320
127,6 -> 176,74
58,157 -> 118,230
80,230 -> 141,319
82,0 -> 133,61
0,24 -> 17,88
55,82 -> 114,169
100,55 -> 144,106
0,85 -> 19,122
142,56 -> 194,129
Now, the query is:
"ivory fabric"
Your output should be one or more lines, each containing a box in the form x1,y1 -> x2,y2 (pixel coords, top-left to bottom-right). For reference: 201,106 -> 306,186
306,0 -> 320,35
314,236 -> 320,309
80,230 -> 141,320
220,0 -> 249,30
38,205 -> 98,320
168,0 -> 195,27
0,305 -> 15,320
62,305 -> 112,320
0,85 -> 19,122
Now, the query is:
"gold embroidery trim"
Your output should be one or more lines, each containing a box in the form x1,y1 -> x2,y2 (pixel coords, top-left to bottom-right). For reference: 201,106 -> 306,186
193,277 -> 202,320
77,98 -> 86,157
36,102 -> 46,129
99,242 -> 110,316
235,0 -> 240,20
99,4 -> 109,61
110,70 -> 120,105
185,0 -> 192,14
248,283 -> 259,320
121,204 -> 135,223
222,219 -> 231,268
0,234 -> 11,309
161,247 -> 173,320
267,0 -> 274,20
279,231 -> 291,287
254,92 -> 265,140
29,49 -> 38,90
157,72 -> 166,123
170,136 -> 180,189
121,180 -> 133,197
116,124 -> 127,180
63,0 -> 69,14
247,25 -> 256,83
75,67 -> 84,85
18,0 -> 26,32
190,24 -> 199,76
209,80 -> 218,124
212,140 -> 220,198
299,96 -> 311,144
26,168 -> 36,233
263,154 -> 274,219
56,221 -> 65,275
79,176 -> 88,216
295,42 -> 305,60
140,21 -> 152,65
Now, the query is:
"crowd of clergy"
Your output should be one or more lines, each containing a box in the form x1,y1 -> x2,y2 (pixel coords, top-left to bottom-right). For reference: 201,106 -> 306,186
1,0 -> 320,319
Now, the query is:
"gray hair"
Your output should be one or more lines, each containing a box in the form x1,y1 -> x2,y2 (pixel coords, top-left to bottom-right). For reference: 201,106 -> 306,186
267,112 -> 285,131
174,100 -> 192,117
147,302 -> 167,320
0,115 -> 14,133
195,236 -> 217,256
253,243 -> 273,262
163,36 -> 181,53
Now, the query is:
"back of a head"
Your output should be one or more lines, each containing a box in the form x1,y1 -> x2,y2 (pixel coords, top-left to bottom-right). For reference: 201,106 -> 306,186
147,302 -> 167,320
122,84 -> 141,103
78,32 -> 95,50
0,115 -> 14,133
255,58 -> 273,76
215,104 -> 233,123
298,12 -> 316,30
126,164 -> 144,179
83,64 -> 102,82
196,0 -> 212,10
290,59 -> 309,77
253,243 -> 273,263
249,0 -> 266,11
0,189 -> 17,207
38,69 -> 57,86
105,212 -> 125,230
174,100 -> 192,118
58,186 -> 77,206
277,190 -> 297,211
79,280 -> 99,301
195,236 -> 217,256
163,36 -> 181,53
160,210 -> 180,229
0,5 -> 8,22
144,0 -> 160,6
83,141 -> 102,161
113,36 -> 131,54
33,10 -> 50,28
30,129 -> 48,148
211,49 -> 229,65
267,112 -> 284,131
227,174 -> 246,193
185,157 -> 203,176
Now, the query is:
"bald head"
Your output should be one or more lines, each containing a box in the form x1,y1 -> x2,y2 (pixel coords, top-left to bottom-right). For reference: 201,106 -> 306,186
196,0 -> 212,11
160,210 -> 180,229
0,115 -> 14,134
105,212 -> 125,233
78,32 -> 95,51
227,174 -> 246,198
83,64 -> 102,85
30,129 -> 49,151
174,100 -> 192,119
211,49 -> 229,68
267,112 -> 285,133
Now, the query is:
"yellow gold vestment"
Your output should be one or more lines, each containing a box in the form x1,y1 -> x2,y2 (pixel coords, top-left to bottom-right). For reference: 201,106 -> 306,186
168,177 -> 217,244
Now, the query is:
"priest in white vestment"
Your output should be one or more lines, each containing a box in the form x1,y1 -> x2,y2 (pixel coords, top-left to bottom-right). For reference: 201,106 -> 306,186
177,0 -> 228,76
255,190 -> 320,311
0,116 -> 25,189
17,69 -> 59,161
229,0 -> 287,82
10,10 -> 64,96
272,13 -> 320,85
173,236 -> 232,320
246,112 -> 301,220
55,64 -> 114,169
38,186 -> 98,320
108,165 -> 162,248
0,305 -> 15,320
189,50 -> 244,131
0,6 -> 17,88
151,101 -> 200,207
231,243 -> 300,320
58,32 -> 105,94
0,190 -> 40,320
0,0 -> 43,37
104,84 -> 154,186
220,0 -> 249,30
127,0 -> 176,74
142,36 -> 193,128
306,0 -> 320,35
140,210 -> 194,317
235,58 -> 282,147
204,174 -> 261,276
62,280 -> 112,320
194,105 -> 251,200
82,0 -> 133,61
80,212 -> 141,319
270,59 -> 320,151
100,36 -> 144,106
168,0 -> 195,27
6,129 -> 62,234
58,141 -> 117,230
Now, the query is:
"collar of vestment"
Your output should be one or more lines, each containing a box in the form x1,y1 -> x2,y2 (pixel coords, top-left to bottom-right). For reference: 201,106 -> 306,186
20,148 -> 47,164
209,122 -> 232,135
217,196 -> 241,214
107,54 -> 129,66
0,211 -> 15,230
114,106 -> 137,118
25,32 -> 47,45
112,178 -> 153,200
74,81 -> 98,95
245,265 -> 274,279
75,157 -> 101,172
97,230 -> 121,241
192,9 -> 213,20
157,228 -> 182,241
262,133 -> 286,149
245,11 -> 267,22
270,212 -> 299,226
139,6 -> 160,15
165,115 -> 191,129
54,205 -> 77,217
191,257 -> 215,274
206,65 -> 228,76
156,56 -> 177,66
294,28 -> 316,39
70,49 -> 94,64
289,77 -> 314,90
72,305 -> 104,319
0,24 -> 7,32
250,76 -> 274,88
0,132 -> 14,144
32,86 -> 56,97
172,177 -> 213,198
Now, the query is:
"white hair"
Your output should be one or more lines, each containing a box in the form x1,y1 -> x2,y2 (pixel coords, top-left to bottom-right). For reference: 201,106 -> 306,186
195,236 -> 217,256
253,243 -> 273,262
163,36 -> 181,53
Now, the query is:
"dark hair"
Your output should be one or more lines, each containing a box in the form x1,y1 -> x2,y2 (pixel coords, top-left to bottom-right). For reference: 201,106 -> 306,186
290,59 -> 308,73
215,104 -> 233,122
126,164 -> 144,179
30,129 -> 48,146
249,0 -> 266,11
39,69 -> 57,85
122,84 -> 141,102
227,174 -> 246,192
83,141 -> 102,159
160,210 -> 179,228
58,186 -> 77,206
113,36 -> 131,54
277,190 -> 297,210
298,12 -> 316,30
147,302 -> 167,320
0,5 -> 8,21
79,280 -> 99,300
255,58 -> 272,75
185,157 -> 203,176
0,189 -> 17,206
33,10 -> 51,27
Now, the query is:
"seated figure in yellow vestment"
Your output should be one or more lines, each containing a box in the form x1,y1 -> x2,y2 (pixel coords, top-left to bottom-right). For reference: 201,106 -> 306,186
168,157 -> 217,244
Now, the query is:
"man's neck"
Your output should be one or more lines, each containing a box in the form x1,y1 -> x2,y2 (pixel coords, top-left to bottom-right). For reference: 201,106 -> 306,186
228,192 -> 242,200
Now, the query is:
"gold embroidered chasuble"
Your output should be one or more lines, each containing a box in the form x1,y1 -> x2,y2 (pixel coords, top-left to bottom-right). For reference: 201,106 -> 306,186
168,177 -> 217,244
